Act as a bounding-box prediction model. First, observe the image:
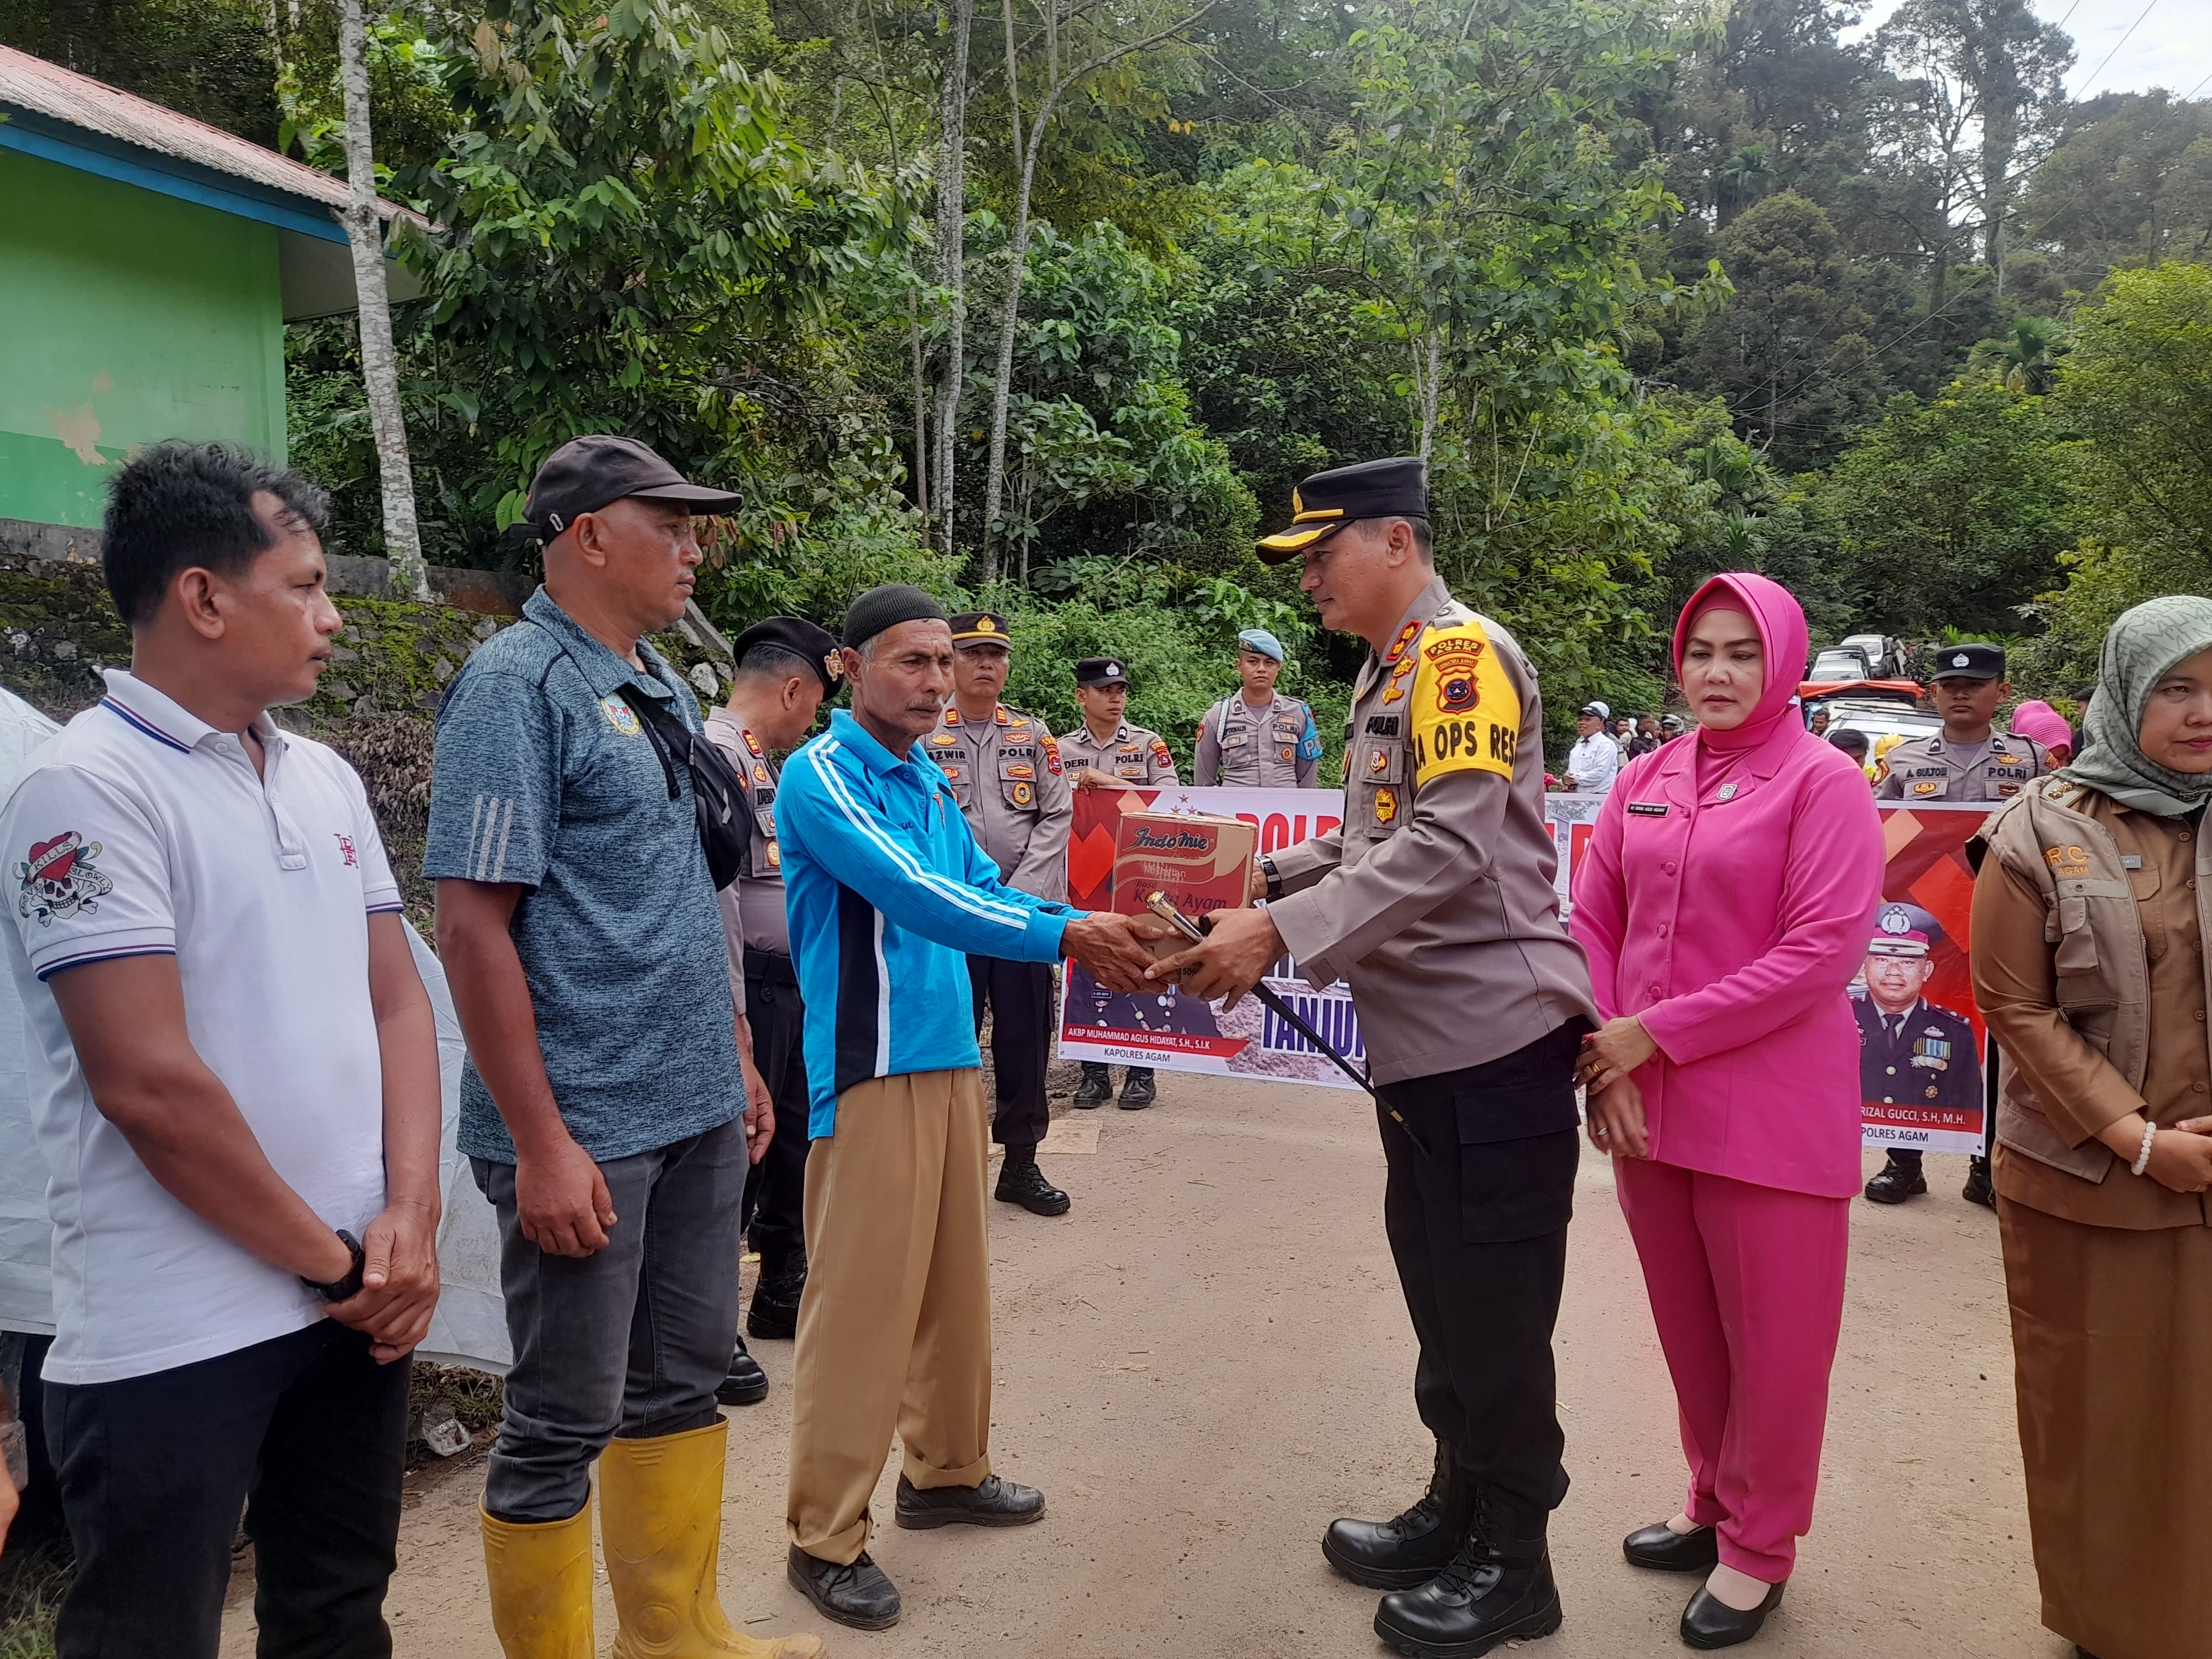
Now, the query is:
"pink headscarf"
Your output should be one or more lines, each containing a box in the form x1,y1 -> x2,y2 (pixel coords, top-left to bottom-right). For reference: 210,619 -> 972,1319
2008,698 -> 2074,755
1671,572 -> 1811,755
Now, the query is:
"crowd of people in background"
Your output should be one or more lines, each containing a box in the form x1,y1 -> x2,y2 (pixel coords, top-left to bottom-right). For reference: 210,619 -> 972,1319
1,438 -> 2203,1659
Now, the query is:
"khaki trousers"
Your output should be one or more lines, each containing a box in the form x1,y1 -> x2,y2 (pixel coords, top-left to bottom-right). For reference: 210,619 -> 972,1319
785,1068 -> 995,1562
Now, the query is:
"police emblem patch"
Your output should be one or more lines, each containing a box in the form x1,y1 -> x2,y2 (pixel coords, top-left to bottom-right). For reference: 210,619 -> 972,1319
1374,785 -> 1399,825
1423,634 -> 1486,714
18,831 -> 112,925
1042,735 -> 1063,776
766,841 -> 781,869
752,764 -> 770,785
1912,780 -> 1940,796
1012,781 -> 1034,807
928,731 -> 958,746
1281,747 -> 1295,761
598,695 -> 641,737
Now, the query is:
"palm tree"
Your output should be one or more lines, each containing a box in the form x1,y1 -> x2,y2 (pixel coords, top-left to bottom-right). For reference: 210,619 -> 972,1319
1968,315 -> 2068,395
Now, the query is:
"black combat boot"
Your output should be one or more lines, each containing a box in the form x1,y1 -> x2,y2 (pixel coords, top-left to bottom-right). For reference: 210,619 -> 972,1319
994,1144 -> 1072,1215
1863,1148 -> 1927,1204
1118,1067 -> 1157,1109
747,1256 -> 807,1340
1372,1487 -> 1563,1659
1324,1442 -> 1478,1590
1961,1155 -> 1995,1208
715,1333 -> 769,1406
1073,1064 -> 1113,1108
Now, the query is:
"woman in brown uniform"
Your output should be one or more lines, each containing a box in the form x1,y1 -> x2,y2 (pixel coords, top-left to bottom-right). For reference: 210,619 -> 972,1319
1969,595 -> 2212,1659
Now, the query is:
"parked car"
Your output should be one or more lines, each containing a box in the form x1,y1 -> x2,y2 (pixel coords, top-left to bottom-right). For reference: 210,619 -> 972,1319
1837,633 -> 1906,679
1809,646 -> 1874,681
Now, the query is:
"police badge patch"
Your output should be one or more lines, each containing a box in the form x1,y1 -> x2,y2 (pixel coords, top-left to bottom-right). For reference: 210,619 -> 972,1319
18,831 -> 113,925
598,694 -> 641,737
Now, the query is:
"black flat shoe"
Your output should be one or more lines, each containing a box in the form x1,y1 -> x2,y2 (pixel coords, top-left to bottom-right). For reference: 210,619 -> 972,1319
787,1545 -> 901,1630
1623,1521 -> 1719,1573
893,1472 -> 1046,1529
1680,1580 -> 1783,1650
714,1337 -> 768,1406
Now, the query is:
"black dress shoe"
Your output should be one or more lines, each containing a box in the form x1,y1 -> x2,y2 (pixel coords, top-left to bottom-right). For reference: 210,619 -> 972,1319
1864,1153 -> 1927,1204
1622,1521 -> 1720,1573
747,1259 -> 806,1340
1073,1064 -> 1113,1107
787,1545 -> 901,1630
1680,1580 -> 1783,1650
1962,1155 -> 1995,1208
1324,1442 -> 1477,1590
893,1473 -> 1046,1528
1372,1489 -> 1562,1658
994,1152 -> 1072,1216
714,1336 -> 768,1406
1118,1068 -> 1157,1109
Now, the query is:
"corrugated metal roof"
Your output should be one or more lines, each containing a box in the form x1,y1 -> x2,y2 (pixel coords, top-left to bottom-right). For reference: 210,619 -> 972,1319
0,43 -> 401,221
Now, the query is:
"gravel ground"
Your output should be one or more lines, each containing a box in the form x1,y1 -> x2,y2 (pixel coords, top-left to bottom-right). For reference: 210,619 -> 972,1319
221,1070 -> 2062,1658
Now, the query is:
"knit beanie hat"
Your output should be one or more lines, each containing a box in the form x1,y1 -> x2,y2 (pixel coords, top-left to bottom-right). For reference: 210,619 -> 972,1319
843,585 -> 948,651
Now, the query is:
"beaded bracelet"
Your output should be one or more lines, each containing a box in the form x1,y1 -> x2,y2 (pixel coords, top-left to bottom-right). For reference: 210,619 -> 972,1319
2131,1120 -> 2158,1177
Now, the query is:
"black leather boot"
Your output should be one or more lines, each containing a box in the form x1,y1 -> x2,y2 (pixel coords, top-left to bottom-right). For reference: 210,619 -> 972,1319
1073,1064 -> 1113,1107
1118,1067 -> 1157,1109
994,1145 -> 1072,1215
1372,1488 -> 1563,1659
715,1333 -> 768,1406
1324,1442 -> 1477,1589
1863,1149 -> 1927,1203
1962,1155 -> 1995,1208
747,1256 -> 806,1340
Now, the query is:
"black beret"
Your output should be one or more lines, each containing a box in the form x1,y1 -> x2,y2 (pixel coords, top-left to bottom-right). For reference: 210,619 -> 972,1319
732,615 -> 843,696
949,611 -> 1013,648
843,585 -> 949,651
1257,456 -> 1429,562
1074,656 -> 1130,687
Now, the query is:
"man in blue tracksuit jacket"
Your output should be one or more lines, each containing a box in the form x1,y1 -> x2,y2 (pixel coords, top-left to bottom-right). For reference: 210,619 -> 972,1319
776,585 -> 1152,1632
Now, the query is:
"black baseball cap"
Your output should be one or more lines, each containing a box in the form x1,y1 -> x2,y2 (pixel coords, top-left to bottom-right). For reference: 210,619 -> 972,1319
732,615 -> 843,696
1929,643 -> 2005,682
507,435 -> 744,541
1074,656 -> 1130,688
1257,457 -> 1429,562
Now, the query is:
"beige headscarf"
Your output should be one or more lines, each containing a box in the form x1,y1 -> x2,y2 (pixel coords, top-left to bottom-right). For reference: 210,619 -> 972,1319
2059,596 -> 2212,816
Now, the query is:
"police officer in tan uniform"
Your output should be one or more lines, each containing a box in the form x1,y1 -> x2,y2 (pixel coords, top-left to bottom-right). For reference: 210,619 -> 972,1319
703,617 -> 842,1400
1870,641 -> 2038,1208
1059,656 -> 1178,1108
929,612 -> 1077,1215
1148,458 -> 1598,1658
1193,628 -> 1324,787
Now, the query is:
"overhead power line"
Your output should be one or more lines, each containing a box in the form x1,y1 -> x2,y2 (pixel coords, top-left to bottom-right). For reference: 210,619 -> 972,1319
2072,0 -> 2159,102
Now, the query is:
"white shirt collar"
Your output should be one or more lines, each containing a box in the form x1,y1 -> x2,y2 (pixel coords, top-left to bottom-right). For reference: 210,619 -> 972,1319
100,668 -> 285,758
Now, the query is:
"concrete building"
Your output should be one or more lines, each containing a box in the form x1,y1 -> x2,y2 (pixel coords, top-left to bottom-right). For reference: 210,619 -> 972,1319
0,44 -> 416,539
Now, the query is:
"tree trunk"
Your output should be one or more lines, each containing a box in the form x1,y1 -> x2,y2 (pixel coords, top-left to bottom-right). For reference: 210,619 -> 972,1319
907,289 -> 930,517
337,0 -> 429,600
1980,105 -> 2015,278
977,0 -> 1025,583
1415,327 -> 1441,462
932,0 -> 975,561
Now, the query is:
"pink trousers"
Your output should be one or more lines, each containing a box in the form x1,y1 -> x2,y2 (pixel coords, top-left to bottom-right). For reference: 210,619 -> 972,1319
1614,1157 -> 1850,1583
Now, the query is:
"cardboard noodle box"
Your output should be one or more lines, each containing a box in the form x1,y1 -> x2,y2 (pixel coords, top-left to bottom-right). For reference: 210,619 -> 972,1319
1109,811 -> 1258,959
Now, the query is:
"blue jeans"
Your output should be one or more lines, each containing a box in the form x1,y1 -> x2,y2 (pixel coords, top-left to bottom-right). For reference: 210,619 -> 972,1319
472,1115 -> 746,1522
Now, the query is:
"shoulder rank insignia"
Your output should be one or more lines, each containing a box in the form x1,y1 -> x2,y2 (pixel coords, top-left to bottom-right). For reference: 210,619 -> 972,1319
742,729 -> 764,758
995,705 -> 1013,725
1384,620 -> 1422,664
943,708 -> 960,725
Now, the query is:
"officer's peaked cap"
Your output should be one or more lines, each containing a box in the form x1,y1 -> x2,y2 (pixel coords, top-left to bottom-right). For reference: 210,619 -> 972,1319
1075,656 -> 1130,687
1867,901 -> 1944,957
950,612 -> 1013,649
1256,457 -> 1428,562
1931,643 -> 2004,681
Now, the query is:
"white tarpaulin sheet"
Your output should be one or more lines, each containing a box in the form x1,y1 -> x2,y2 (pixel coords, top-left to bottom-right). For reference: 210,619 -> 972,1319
0,690 -> 511,1373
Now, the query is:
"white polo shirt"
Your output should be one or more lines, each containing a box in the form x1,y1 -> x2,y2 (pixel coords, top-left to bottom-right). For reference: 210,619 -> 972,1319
0,670 -> 401,1384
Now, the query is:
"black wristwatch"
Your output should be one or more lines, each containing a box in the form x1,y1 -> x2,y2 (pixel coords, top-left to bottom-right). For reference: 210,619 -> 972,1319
1260,854 -> 1284,902
301,1229 -> 367,1302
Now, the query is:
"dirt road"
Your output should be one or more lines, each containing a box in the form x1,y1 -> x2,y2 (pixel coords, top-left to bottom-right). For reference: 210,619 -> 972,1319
226,1071 -> 2060,1657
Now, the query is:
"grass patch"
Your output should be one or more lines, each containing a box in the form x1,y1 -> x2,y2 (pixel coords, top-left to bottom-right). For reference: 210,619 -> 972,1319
0,1541 -> 70,1659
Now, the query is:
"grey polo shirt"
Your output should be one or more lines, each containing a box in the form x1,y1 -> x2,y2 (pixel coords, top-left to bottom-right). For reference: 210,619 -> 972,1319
425,587 -> 742,1164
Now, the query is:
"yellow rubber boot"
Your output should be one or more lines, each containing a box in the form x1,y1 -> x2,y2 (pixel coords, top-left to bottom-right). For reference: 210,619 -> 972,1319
481,1500 -> 596,1659
598,1420 -> 826,1659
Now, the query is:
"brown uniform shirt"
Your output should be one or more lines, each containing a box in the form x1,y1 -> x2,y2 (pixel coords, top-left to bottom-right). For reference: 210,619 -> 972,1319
1973,791 -> 2212,1229
1876,729 -> 2048,802
1057,720 -> 1179,786
703,709 -> 790,1014
1267,573 -> 1597,1085
925,702 -> 1071,902
1193,693 -> 1321,788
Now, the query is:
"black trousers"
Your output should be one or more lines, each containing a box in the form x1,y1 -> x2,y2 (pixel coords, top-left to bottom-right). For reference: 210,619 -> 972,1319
742,946 -> 813,1272
43,1319 -> 410,1659
1376,1019 -> 1584,1519
967,954 -> 1053,1148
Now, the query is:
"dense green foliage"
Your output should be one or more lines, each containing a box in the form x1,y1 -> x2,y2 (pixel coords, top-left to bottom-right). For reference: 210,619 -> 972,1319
9,0 -> 2212,752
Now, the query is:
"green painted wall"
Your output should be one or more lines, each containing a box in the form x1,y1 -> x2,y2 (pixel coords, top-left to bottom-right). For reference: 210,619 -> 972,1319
0,149 -> 288,529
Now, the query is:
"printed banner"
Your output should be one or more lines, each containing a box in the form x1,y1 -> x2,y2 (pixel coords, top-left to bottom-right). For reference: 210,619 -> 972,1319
1059,785 -> 1995,1149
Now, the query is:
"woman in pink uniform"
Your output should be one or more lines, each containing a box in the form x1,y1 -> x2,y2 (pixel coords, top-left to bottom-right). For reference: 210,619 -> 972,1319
1569,573 -> 1883,1650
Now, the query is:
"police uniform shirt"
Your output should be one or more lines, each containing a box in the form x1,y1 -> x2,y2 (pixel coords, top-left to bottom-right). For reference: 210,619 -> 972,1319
702,710 -> 791,1021
1854,994 -> 1982,1115
1194,692 -> 1322,787
1875,729 -> 2048,802
1057,719 -> 1180,786
1266,572 -> 1598,1084
926,703 -> 1072,902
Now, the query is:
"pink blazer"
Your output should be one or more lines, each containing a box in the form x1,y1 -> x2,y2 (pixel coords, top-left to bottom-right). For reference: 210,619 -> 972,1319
1569,719 -> 1884,1198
